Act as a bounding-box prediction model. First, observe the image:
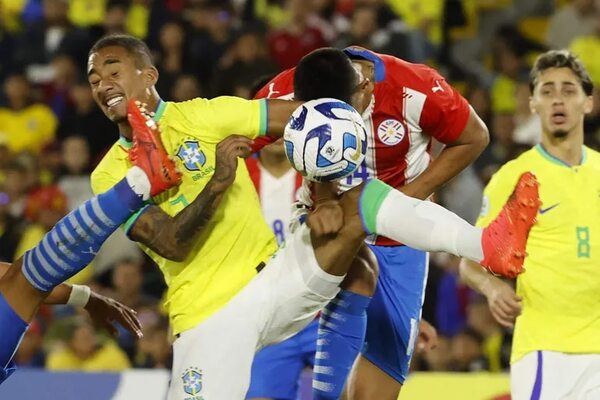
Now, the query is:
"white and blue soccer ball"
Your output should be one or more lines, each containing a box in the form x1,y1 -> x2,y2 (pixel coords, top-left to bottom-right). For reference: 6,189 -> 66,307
283,98 -> 367,182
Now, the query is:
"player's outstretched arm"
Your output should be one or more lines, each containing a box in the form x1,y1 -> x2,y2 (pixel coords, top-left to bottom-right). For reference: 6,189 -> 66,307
129,135 -> 253,262
400,107 -> 489,200
459,258 -> 522,327
0,262 -> 142,337
264,99 -> 302,137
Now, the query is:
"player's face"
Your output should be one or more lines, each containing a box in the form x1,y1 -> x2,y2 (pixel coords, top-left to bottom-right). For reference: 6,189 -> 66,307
351,59 -> 375,114
87,46 -> 157,124
530,67 -> 593,139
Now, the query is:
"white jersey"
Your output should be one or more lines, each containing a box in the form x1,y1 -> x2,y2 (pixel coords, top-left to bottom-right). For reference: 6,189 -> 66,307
246,157 -> 302,245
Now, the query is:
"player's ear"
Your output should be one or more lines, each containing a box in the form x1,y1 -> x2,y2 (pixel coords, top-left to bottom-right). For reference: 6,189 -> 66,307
529,96 -> 537,114
144,66 -> 159,88
583,94 -> 593,114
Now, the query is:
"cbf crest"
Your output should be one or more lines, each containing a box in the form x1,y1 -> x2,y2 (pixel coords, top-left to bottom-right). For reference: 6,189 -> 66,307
182,367 -> 204,399
177,141 -> 206,171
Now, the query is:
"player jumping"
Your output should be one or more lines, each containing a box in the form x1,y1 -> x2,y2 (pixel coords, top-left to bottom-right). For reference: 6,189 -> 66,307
87,35 -> 539,399
0,101 -> 181,383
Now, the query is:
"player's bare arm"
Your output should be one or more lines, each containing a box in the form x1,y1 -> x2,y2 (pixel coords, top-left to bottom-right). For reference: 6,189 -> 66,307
0,262 -> 142,337
129,135 -> 253,262
459,258 -> 522,327
400,107 -> 489,200
265,99 -> 302,136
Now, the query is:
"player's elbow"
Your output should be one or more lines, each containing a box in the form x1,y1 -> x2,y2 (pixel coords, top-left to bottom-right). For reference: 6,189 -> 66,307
156,245 -> 190,263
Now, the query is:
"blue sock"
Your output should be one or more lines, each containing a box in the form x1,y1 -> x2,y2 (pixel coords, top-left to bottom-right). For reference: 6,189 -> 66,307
312,289 -> 372,399
21,178 -> 145,292
0,293 -> 28,374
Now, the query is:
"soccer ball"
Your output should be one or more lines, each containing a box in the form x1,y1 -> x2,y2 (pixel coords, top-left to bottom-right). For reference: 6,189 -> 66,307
283,98 -> 367,182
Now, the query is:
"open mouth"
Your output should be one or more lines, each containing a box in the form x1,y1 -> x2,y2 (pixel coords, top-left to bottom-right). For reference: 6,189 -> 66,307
105,95 -> 125,110
551,111 -> 566,124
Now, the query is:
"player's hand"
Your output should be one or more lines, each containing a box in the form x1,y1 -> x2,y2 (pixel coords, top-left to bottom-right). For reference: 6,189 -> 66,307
483,277 -> 522,328
211,135 -> 253,193
307,199 -> 344,236
415,319 -> 438,353
84,291 -> 143,339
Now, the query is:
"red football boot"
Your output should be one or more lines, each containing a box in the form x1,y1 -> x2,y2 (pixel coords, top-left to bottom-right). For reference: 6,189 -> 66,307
480,171 -> 541,278
127,99 -> 181,196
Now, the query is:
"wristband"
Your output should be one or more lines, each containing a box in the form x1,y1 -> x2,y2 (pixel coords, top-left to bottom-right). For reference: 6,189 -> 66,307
67,285 -> 92,307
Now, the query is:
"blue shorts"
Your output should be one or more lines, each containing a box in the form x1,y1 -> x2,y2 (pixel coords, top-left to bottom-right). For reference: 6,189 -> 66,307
247,319 -> 318,400
362,244 -> 428,383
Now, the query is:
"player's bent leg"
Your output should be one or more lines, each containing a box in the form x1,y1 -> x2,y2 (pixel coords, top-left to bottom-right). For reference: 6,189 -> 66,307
312,245 -> 378,399
348,246 -> 429,400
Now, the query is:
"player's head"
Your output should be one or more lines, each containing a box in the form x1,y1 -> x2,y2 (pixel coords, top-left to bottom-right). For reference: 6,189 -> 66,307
294,48 -> 373,113
87,34 -> 158,124
529,49 -> 593,140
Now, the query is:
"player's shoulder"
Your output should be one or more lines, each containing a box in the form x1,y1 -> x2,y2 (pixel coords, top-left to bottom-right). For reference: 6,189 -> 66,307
255,68 -> 295,100
91,140 -> 129,179
381,54 -> 443,85
486,147 -> 541,190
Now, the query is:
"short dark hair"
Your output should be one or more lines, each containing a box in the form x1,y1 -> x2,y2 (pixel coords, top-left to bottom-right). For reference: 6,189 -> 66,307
294,48 -> 357,103
89,34 -> 154,69
529,50 -> 593,96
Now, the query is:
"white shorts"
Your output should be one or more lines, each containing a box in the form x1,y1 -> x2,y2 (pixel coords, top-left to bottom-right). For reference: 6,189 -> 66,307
511,351 -> 600,400
167,224 -> 343,400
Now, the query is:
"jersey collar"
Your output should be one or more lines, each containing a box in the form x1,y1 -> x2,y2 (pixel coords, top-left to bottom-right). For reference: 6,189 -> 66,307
535,144 -> 587,167
343,46 -> 385,82
118,98 -> 166,149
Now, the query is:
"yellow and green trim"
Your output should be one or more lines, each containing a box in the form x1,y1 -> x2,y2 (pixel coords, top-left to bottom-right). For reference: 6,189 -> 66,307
535,144 -> 587,167
258,99 -> 268,136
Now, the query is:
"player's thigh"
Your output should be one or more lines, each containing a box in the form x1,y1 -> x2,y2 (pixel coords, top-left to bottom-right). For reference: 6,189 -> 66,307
347,356 -> 401,400
261,224 -> 342,346
168,272 -> 273,399
358,245 -> 429,385
247,320 -> 318,400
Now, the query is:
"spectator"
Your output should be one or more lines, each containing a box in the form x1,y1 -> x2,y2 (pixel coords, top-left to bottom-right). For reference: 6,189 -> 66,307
170,74 -> 203,102
0,74 -> 57,154
110,259 -> 158,310
46,317 -> 131,371
267,0 -> 329,69
545,0 -> 596,49
57,135 -> 93,210
0,186 -> 26,262
213,29 -> 277,97
154,20 -> 189,99
13,0 -> 91,77
450,327 -> 488,372
333,4 -> 379,49
3,160 -> 30,219
58,79 -> 118,163
134,316 -> 172,369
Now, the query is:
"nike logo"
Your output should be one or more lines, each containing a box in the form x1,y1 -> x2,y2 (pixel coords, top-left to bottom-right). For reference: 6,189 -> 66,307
539,203 -> 560,214
350,123 -> 363,161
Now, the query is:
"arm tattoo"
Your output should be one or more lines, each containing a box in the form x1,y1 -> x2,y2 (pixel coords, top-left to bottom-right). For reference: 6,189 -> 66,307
130,182 -> 225,261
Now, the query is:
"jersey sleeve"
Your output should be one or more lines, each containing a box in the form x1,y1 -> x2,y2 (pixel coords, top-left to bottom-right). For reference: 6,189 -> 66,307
180,96 -> 268,141
418,68 -> 471,144
476,164 -> 522,228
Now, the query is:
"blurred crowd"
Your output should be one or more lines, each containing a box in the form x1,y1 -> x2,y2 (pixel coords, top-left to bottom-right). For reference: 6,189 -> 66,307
1,0 -> 600,375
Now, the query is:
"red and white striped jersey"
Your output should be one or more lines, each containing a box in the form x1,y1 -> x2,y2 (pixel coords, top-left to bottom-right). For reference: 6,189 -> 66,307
254,49 -> 471,245
246,157 -> 303,245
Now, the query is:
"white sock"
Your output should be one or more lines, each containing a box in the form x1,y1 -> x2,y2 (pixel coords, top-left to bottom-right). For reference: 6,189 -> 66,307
126,166 -> 151,201
361,180 -> 484,262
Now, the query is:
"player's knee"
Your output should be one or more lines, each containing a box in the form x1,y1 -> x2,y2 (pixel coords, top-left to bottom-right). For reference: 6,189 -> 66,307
341,245 -> 379,296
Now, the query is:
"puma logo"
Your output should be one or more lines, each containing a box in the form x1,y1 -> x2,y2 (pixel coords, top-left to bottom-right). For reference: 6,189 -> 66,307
432,80 -> 444,93
267,83 -> 280,98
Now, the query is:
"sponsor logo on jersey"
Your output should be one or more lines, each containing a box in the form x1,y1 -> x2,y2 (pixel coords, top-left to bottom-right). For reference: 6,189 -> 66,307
377,119 -> 405,146
176,141 -> 206,171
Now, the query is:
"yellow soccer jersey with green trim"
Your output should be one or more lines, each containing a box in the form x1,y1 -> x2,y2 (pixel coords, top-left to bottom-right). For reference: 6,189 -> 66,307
91,97 -> 277,334
478,145 -> 600,363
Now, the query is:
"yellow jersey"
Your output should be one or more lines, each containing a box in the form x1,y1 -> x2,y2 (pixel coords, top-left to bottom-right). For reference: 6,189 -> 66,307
91,97 -> 277,334
0,104 -> 57,154
478,145 -> 600,363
